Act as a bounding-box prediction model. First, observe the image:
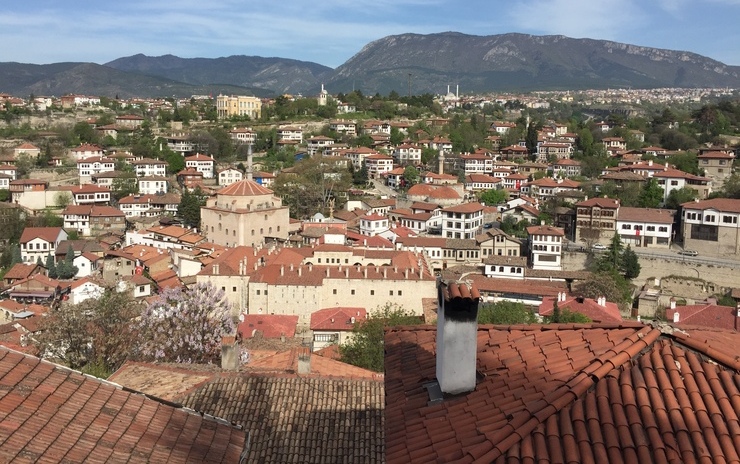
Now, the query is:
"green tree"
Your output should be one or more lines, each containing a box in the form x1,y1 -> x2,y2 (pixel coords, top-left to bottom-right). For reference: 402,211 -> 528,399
478,189 -> 507,206
15,154 -> 35,178
574,270 -> 633,309
478,301 -> 536,324
665,187 -> 699,209
637,178 -> 664,208
177,186 -> 206,229
56,245 -> 78,279
45,254 -> 57,279
111,173 -> 138,201
403,165 -> 420,186
54,191 -> 72,209
622,246 -> 641,280
339,304 -> 422,372
35,290 -> 139,374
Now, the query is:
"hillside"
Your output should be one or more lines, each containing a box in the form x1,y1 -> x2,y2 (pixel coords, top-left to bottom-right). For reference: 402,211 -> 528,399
326,32 -> 740,94
0,62 -> 270,99
1,33 -> 739,98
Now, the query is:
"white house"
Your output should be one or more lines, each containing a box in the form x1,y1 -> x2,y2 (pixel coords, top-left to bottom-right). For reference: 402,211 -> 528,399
77,157 -> 115,181
132,158 -> 167,177
184,154 -> 215,179
527,224 -> 564,271
19,227 -> 68,264
218,168 -> 244,187
73,253 -> 101,278
138,176 -> 169,195
616,207 -> 675,249
359,214 -> 390,236
441,202 -> 485,240
68,278 -> 104,305
393,144 -> 423,165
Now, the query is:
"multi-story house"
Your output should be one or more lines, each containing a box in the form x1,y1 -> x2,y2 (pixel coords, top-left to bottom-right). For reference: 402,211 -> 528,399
253,171 -> 275,188
228,127 -> 256,145
501,173 -> 528,192
77,157 -> 115,181
184,153 -> 215,179
616,207 -> 675,249
306,136 -> 334,156
329,120 -> 357,136
536,142 -> 573,162
489,121 -> 516,134
71,184 -> 111,206
364,154 -> 394,179
464,174 -> 502,192
9,179 -> 48,203
63,205 -> 126,237
681,198 -> 740,256
13,143 -> 41,159
461,153 -> 494,174
653,168 -> 712,203
165,134 -> 195,154
383,167 -> 406,189
476,228 -> 522,258
441,202 -> 485,240
575,197 -> 620,245
218,168 -> 244,187
115,114 -> 145,129
19,227 -> 68,264
70,144 -> 104,161
522,178 -> 581,203
500,145 -> 529,159
138,176 -> 168,195
527,224 -> 564,271
393,144 -> 423,165
132,158 -> 167,177
359,214 -> 390,236
361,120 -> 391,135
126,224 -> 205,251
602,137 -> 627,155
118,193 -> 180,218
551,159 -> 582,178
216,94 -> 262,119
276,126 -> 303,144
698,150 -> 734,188
0,165 -> 17,180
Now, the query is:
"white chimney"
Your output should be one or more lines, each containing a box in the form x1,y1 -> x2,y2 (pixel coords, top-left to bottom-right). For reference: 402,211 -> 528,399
673,311 -> 680,323
670,298 -> 676,310
436,281 -> 481,395
280,265 -> 284,276
298,266 -> 302,277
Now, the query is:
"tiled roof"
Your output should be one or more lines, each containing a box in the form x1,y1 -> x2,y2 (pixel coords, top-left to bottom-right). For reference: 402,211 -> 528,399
682,197 -> 740,213
217,179 -> 273,196
0,347 -> 245,462
239,314 -> 299,338
385,322 -> 740,463
442,202 -> 485,213
526,225 -> 565,236
576,197 -> 620,208
667,303 -> 740,331
19,227 -> 63,244
180,372 -> 384,463
617,206 -> 676,223
310,307 -> 366,331
539,296 -> 623,323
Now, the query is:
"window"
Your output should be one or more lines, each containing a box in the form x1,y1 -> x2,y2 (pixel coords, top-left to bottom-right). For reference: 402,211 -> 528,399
333,289 -> 337,295
351,289 -> 355,295
647,226 -> 655,232
658,226 -> 668,232
722,215 -> 738,224
398,290 -> 402,296
389,290 -> 394,296
256,290 -> 261,295
370,290 -> 375,295
232,287 -> 237,292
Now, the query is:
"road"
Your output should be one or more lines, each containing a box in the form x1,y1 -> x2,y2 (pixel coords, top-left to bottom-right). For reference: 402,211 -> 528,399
565,243 -> 740,269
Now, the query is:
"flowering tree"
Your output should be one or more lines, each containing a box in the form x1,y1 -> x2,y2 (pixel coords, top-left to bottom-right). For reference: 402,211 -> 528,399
137,282 -> 235,364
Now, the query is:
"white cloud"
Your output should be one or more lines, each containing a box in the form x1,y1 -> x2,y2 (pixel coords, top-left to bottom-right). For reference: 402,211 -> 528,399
505,0 -> 646,40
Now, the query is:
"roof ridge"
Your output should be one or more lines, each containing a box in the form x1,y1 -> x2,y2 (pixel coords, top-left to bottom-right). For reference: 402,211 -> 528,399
469,325 -> 660,463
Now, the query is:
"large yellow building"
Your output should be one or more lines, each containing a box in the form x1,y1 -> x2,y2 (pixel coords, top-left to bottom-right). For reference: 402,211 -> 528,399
216,94 -> 262,120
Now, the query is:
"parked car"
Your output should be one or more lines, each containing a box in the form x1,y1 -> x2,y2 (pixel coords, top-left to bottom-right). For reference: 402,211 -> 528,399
591,243 -> 608,251
677,249 -> 699,257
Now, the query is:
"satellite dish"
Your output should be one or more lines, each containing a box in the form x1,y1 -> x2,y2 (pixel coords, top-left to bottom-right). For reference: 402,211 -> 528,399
238,313 -> 245,322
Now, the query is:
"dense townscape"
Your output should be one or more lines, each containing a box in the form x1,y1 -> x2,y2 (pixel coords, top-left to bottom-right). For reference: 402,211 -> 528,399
0,84 -> 740,462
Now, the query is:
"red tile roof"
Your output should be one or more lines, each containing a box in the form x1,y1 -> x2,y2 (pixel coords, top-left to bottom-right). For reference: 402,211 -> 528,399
239,314 -> 299,338
19,227 -> 64,244
667,303 -> 740,331
443,202 -> 485,213
681,197 -> 740,213
0,347 -> 245,462
310,307 -> 367,331
539,295 -> 623,323
385,322 -> 740,463
217,179 -> 273,196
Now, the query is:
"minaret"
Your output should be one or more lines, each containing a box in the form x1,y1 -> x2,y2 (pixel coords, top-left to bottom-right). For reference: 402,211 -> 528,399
247,143 -> 254,181
438,147 -> 445,175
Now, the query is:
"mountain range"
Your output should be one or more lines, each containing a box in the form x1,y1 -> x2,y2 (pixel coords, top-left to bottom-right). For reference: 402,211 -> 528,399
1,33 -> 738,99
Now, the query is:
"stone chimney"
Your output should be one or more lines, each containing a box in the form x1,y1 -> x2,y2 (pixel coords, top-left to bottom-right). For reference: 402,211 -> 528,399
297,349 -> 311,374
221,336 -> 239,370
436,280 -> 481,395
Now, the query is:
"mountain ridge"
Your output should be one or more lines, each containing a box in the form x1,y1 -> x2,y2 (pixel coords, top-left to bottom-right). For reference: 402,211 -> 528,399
1,32 -> 738,98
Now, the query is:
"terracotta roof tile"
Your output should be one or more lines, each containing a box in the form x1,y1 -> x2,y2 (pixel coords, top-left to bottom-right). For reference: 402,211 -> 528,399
386,322 -> 740,464
0,348 -> 245,462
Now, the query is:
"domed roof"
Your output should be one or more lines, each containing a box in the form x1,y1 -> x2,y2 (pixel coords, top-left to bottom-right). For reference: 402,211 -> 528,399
218,179 -> 273,196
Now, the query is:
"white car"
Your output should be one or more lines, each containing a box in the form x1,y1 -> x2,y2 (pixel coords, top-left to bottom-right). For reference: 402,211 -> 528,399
591,243 -> 608,251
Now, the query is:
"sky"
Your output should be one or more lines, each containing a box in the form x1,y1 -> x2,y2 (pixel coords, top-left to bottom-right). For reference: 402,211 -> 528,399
2,0 -> 739,69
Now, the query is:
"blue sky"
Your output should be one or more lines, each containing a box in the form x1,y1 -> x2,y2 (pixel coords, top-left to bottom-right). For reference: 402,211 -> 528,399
2,0 -> 739,68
